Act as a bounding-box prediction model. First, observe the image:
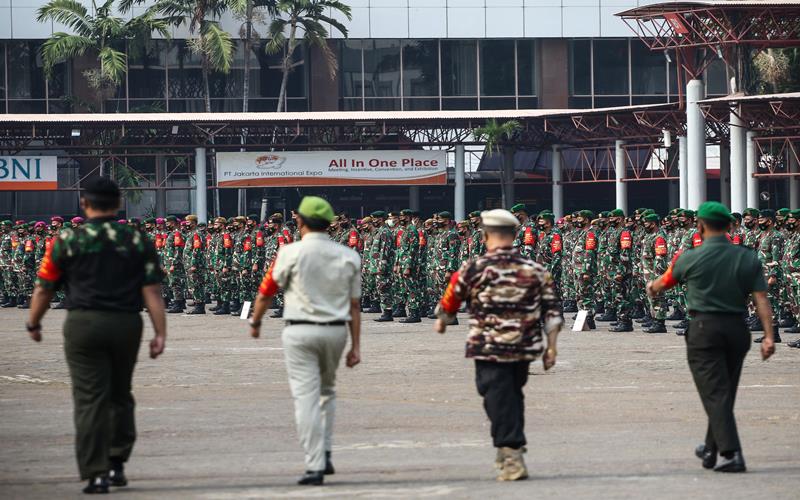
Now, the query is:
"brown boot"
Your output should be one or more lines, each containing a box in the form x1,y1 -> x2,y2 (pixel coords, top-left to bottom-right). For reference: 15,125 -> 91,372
496,447 -> 529,481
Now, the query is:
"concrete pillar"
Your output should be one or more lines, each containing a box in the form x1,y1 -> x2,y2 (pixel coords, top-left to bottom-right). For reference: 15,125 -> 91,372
729,108 -> 747,213
454,145 -> 465,221
686,79 -> 707,209
615,140 -> 627,213
746,131 -> 759,209
155,155 -> 166,217
195,147 -> 208,224
668,181 -> 679,209
409,186 -> 420,212
551,145 -> 563,219
719,142 -> 731,207
789,149 -> 800,210
501,146 -> 515,208
678,136 -> 688,208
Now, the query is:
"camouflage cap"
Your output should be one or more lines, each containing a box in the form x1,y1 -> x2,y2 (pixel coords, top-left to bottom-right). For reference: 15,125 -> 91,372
361,216 -> 373,224
214,217 -> 227,224
234,216 -> 247,223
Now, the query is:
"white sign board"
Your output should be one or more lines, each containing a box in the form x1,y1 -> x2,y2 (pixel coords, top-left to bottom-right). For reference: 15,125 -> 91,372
216,150 -> 447,188
0,156 -> 58,191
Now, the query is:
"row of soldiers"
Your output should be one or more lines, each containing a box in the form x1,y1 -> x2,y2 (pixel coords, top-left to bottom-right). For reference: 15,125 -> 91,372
2,206 -> 799,345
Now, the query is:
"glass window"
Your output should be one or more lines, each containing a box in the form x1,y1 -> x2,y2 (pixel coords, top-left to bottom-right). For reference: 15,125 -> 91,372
441,97 -> 477,110
404,98 -> 438,111
0,43 -> 6,101
340,40 -> 363,98
402,40 -> 438,97
631,43 -> 666,95
363,40 -> 400,98
705,58 -> 728,95
593,39 -> 629,95
47,62 -> 70,100
167,42 -> 205,99
480,40 -> 515,96
128,41 -> 167,98
570,40 -> 591,96
517,40 -> 536,96
286,44 -> 307,99
8,41 -> 46,99
441,40 -> 476,97
254,45 -> 284,98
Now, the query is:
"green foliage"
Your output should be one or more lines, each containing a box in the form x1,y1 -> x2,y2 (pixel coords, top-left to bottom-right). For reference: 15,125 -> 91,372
473,120 -> 522,156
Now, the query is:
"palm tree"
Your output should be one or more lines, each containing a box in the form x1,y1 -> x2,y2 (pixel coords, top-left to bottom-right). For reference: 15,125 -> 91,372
474,119 -> 521,207
266,0 -> 351,112
231,0 -> 277,112
146,0 -> 236,112
37,0 -> 169,112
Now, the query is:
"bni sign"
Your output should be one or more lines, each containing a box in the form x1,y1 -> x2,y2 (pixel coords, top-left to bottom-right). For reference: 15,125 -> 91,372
0,156 -> 58,191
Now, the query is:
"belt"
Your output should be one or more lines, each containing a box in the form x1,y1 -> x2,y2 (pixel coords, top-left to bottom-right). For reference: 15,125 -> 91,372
286,320 -> 346,326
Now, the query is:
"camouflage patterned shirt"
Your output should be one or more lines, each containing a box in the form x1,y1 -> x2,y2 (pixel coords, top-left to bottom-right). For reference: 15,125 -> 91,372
437,246 -> 563,362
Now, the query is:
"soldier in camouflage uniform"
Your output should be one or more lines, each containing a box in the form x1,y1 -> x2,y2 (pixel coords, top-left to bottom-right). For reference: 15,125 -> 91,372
15,223 -> 37,308
468,210 -> 486,258
640,213 -> 670,333
561,214 -> 579,312
164,216 -> 187,313
534,210 -> 562,299
182,215 -> 206,314
752,209 -> 784,343
0,220 -> 18,307
358,216 -> 378,312
782,210 -> 800,342
434,208 -> 562,482
433,212 -> 462,325
369,211 -> 396,322
422,217 -> 439,317
511,204 -> 537,260
227,216 -> 247,315
570,210 -> 597,329
212,218 -> 235,315
593,212 -> 610,317
395,209 -> 422,322
741,208 -> 761,249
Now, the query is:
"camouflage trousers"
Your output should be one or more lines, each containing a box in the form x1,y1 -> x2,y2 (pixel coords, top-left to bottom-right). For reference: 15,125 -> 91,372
562,262 -> 576,301
788,273 -> 800,321
17,263 -> 35,296
375,271 -> 393,311
2,266 -> 17,297
362,269 -> 376,304
576,275 -> 595,315
548,265 -> 562,300
646,293 -> 668,320
169,266 -> 187,301
186,267 -> 205,304
613,277 -> 635,321
216,269 -> 233,303
766,277 -> 781,324
395,272 -> 422,313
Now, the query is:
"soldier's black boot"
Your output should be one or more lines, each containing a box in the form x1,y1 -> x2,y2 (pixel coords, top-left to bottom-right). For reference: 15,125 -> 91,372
749,318 -> 764,332
610,319 -> 633,332
563,300 -> 578,313
595,302 -> 605,315
666,308 -> 684,321
635,312 -> 651,324
167,300 -> 185,313
586,316 -> 596,330
374,309 -> 393,322
778,310 -> 796,328
229,301 -> 242,316
0,294 -> 7,306
51,301 -> 66,309
393,306 -> 406,318
213,301 -> 230,315
270,308 -> 284,318
596,310 -> 617,322
2,295 -> 17,308
754,326 -> 781,343
787,324 -> 800,334
186,302 -> 205,315
108,458 -> 128,487
644,319 -> 667,334
366,301 -> 382,313
82,475 -> 109,494
208,300 -> 220,312
631,304 -> 645,320
17,296 -> 31,309
400,309 -> 421,323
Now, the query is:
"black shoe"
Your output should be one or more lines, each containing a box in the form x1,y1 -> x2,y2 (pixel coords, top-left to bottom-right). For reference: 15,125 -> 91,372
610,320 -> 633,332
213,302 -> 230,315
786,339 -> 800,348
229,302 -> 242,316
754,334 -> 782,343
17,297 -> 31,309
374,309 -> 393,322
585,316 -> 596,330
1,296 -> 17,308
695,444 -> 717,470
596,311 -> 617,322
786,325 -> 800,334
167,300 -> 185,313
666,309 -> 685,321
270,308 -> 284,319
186,303 -> 205,315
399,311 -> 421,323
595,303 -> 606,315
324,451 -> 335,475
83,476 -> 109,494
297,470 -> 324,486
563,301 -> 578,313
778,316 -> 796,328
714,451 -> 746,473
393,307 -> 406,318
644,320 -> 667,334
366,303 -> 382,314
675,329 -> 686,336
631,305 -> 645,320
108,459 -> 127,487
674,319 -> 690,330
635,314 -> 652,324
209,301 -> 220,312
51,301 -> 66,310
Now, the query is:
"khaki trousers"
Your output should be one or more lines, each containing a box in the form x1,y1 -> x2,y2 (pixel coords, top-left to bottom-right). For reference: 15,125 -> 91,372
282,324 -> 347,471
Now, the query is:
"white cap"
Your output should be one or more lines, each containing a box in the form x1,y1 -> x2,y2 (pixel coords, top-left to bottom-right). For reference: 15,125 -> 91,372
480,209 -> 520,228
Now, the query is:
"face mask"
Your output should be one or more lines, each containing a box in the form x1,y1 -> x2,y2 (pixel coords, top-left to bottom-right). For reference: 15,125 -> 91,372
786,221 -> 797,229
386,219 -> 395,228
758,222 -> 770,230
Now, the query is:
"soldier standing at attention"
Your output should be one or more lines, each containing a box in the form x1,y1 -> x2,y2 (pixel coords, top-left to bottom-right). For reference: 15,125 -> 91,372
434,209 -> 562,481
26,177 -> 167,494
641,213 -> 670,334
183,215 -> 206,315
511,204 -> 536,260
647,201 -> 775,473
753,210 -> 784,343
369,211 -> 396,322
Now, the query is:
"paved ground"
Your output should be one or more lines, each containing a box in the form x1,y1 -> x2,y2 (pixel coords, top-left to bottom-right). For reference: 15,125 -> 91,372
1,307 -> 799,499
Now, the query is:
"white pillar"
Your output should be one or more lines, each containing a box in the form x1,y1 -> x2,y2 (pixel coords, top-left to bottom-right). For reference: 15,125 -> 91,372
678,135 -> 688,208
615,140 -> 627,213
789,149 -> 800,210
719,142 -> 730,207
686,79 -> 706,209
729,108 -> 747,213
195,147 -> 208,224
746,131 -> 759,209
409,186 -> 421,212
454,145 -> 465,221
551,145 -> 563,219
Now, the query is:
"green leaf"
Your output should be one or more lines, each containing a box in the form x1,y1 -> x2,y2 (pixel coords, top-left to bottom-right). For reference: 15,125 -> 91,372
98,46 -> 128,85
36,0 -> 92,36
39,33 -> 94,78
202,23 -> 234,73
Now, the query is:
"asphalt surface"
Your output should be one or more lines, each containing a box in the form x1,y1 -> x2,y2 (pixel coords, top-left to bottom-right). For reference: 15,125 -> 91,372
1,307 -> 799,499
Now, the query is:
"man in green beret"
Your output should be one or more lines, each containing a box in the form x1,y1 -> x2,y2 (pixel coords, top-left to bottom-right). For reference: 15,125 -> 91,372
511,204 -> 536,260
781,210 -> 800,342
535,210 -> 563,299
368,211 -> 396,321
0,220 -> 18,307
648,201 -> 775,473
750,210 -> 784,342
248,196 -> 362,486
468,211 -> 486,259
570,210 -> 598,329
741,208 -> 761,249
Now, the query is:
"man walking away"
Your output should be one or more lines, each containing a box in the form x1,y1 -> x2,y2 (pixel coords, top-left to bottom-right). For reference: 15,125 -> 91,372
26,177 -> 167,494
249,196 -> 361,486
434,209 -> 562,481
648,201 -> 775,473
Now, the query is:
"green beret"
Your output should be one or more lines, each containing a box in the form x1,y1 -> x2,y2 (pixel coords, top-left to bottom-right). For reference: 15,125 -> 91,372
370,210 -> 387,218
298,196 -> 334,223
165,215 -> 177,222
599,211 -> 610,218
469,210 -> 481,217
634,208 -> 648,215
669,208 -> 681,216
789,209 -> 800,218
697,201 -> 734,223
510,203 -> 527,214
143,217 -> 155,224
777,208 -> 790,216
759,209 -> 775,219
680,209 -> 694,217
731,212 -> 742,221
537,211 -> 555,222
400,209 -> 413,216
643,213 -> 660,222
63,222 -> 72,228
438,211 -> 453,219
579,210 -> 594,220
0,220 -> 11,226
743,208 -> 759,217
608,209 -> 624,217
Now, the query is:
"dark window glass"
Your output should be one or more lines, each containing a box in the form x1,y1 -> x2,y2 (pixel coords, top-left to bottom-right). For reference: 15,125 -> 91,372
480,97 -> 516,110
705,58 -> 728,95
632,96 -> 669,105
480,40 -> 515,96
254,44 -> 284,98
518,96 -> 538,109
0,43 -> 5,100
364,97 -> 400,111
167,42 -> 205,99
441,40 -> 476,96
668,61 -> 679,95
340,40 -> 363,97
570,40 -> 591,96
286,44 -> 307,98
517,40 -> 536,96
128,41 -> 167,98
8,41 -> 46,99
8,100 -> 47,113
48,62 -> 70,100
339,98 -> 362,111
285,98 -> 308,112
404,97 -> 439,110
402,40 -> 438,97
631,42 -> 666,95
593,39 -> 629,95
363,40 -> 400,98
168,99 -> 206,112
441,97 -> 478,110
128,100 -> 167,112
594,96 -> 630,108
248,98 -> 280,111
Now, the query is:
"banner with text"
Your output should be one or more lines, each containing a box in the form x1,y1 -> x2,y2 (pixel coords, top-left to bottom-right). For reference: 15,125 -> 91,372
216,150 -> 447,187
0,156 -> 58,191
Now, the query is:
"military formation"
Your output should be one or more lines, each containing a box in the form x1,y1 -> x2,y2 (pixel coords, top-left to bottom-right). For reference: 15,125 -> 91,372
2,205 -> 800,345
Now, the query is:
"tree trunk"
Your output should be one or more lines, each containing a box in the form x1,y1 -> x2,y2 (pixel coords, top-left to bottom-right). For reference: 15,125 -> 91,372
276,23 -> 298,112
203,62 -> 211,113
242,0 -> 253,113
